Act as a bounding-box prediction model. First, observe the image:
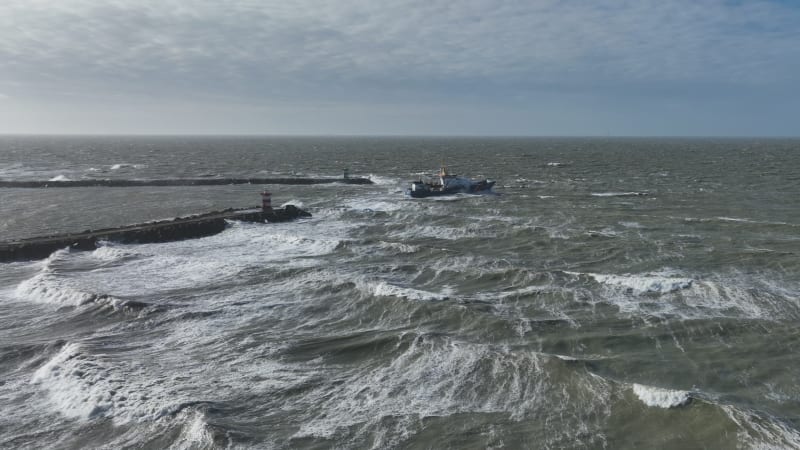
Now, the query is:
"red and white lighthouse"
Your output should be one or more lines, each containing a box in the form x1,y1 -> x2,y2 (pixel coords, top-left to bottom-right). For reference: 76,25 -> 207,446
261,191 -> 273,213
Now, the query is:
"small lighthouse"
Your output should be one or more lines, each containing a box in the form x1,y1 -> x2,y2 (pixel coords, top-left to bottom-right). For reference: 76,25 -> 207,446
261,190 -> 273,213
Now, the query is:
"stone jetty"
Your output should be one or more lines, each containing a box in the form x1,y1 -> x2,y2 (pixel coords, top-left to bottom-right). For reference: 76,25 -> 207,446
0,192 -> 311,263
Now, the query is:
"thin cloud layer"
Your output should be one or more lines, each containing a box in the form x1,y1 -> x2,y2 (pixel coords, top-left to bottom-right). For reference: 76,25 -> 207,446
0,0 -> 798,134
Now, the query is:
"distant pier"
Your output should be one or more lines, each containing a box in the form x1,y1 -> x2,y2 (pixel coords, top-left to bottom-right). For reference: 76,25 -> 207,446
0,192 -> 311,262
0,176 -> 372,188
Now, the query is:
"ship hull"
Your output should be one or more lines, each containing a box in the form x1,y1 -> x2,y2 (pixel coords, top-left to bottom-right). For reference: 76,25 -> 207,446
406,180 -> 495,198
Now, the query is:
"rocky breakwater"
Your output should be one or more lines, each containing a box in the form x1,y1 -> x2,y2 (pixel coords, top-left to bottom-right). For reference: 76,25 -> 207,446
0,177 -> 373,188
0,205 -> 311,263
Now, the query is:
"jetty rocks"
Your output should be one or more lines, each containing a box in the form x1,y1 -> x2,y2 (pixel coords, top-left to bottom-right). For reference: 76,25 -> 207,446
0,177 -> 373,188
0,205 -> 312,263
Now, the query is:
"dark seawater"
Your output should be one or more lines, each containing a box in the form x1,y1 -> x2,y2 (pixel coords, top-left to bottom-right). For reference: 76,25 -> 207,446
1,136 -> 799,449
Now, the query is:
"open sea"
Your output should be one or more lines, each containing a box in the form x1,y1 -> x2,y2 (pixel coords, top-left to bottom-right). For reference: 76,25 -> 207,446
1,136 -> 799,449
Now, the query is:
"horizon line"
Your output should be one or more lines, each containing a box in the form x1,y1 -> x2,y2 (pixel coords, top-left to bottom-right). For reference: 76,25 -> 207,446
1,133 -> 799,139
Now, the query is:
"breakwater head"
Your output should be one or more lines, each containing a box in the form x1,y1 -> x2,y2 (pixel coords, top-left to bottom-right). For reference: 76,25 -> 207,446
0,176 -> 372,188
0,192 -> 311,262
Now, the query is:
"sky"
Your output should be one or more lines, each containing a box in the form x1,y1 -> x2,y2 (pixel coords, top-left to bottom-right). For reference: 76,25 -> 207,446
0,0 -> 798,136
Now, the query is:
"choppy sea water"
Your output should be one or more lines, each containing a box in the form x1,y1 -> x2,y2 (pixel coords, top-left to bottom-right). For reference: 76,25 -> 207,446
1,136 -> 799,449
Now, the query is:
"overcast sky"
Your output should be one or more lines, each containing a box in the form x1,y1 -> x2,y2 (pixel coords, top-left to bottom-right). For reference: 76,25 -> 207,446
1,0 -> 798,136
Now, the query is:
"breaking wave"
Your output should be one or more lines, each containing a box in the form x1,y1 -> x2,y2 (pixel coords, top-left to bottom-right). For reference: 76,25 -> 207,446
632,383 -> 691,408
582,272 -> 693,295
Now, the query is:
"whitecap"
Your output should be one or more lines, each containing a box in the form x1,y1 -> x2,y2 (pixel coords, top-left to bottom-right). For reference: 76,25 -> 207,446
16,273 -> 99,306
722,404 -> 800,448
583,272 -> 693,295
619,221 -> 642,228
30,342 -> 166,423
109,163 -> 146,170
377,241 -> 420,254
632,383 -> 691,408
344,198 -> 405,212
91,245 -> 134,262
366,280 -> 451,301
171,411 -> 216,449
15,272 -> 133,311
279,199 -> 305,209
591,192 -> 648,197
293,335 -> 612,443
30,343 -> 119,420
368,174 -> 401,186
48,175 -> 70,182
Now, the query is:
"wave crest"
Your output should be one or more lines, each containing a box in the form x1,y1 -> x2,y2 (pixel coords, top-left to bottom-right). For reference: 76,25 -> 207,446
632,383 -> 691,408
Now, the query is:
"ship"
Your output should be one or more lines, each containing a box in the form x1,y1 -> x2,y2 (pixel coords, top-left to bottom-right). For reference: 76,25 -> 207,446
406,164 -> 495,198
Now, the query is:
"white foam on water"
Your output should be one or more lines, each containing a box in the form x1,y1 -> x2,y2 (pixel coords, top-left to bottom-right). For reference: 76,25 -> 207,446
590,192 -> 647,197
426,254 -> 482,273
391,223 -> 493,241
722,404 -> 800,449
109,163 -> 146,170
48,174 -> 70,181
422,195 -> 467,202
29,342 -> 173,423
40,247 -> 71,268
343,198 -> 405,213
29,343 -> 135,421
294,336 -> 613,444
377,241 -> 420,254
78,220 -> 347,297
632,383 -> 691,408
279,199 -> 305,209
679,216 -> 796,227
15,220 -> 349,310
29,335 -> 312,427
15,273 -> 122,308
294,339 -> 542,438
716,216 -> 757,223
91,245 -> 134,262
569,269 -> 800,320
687,277 -> 798,320
169,411 -> 215,450
619,221 -> 643,228
586,272 -> 693,295
477,284 -> 545,301
586,229 -> 619,238
363,280 -> 451,302
368,174 -> 402,186
546,162 -> 564,167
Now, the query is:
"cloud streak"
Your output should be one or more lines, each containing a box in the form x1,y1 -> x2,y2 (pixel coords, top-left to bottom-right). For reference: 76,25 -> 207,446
3,1 -> 799,83
0,0 -> 798,134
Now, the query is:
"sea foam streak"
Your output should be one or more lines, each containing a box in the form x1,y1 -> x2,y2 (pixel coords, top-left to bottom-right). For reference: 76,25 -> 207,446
294,335 -> 612,445
566,269 -> 800,320
30,343 -> 128,420
364,280 -> 453,302
590,192 -> 648,197
586,272 -> 693,295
